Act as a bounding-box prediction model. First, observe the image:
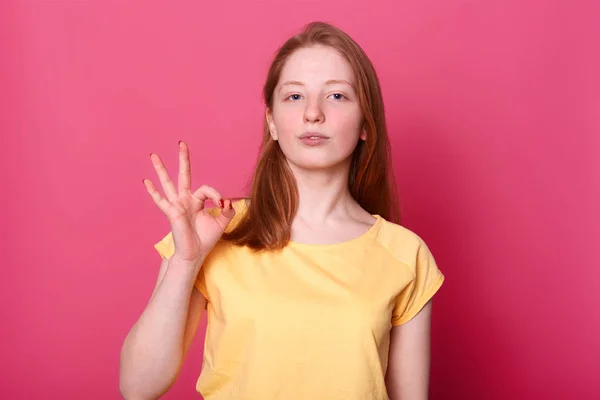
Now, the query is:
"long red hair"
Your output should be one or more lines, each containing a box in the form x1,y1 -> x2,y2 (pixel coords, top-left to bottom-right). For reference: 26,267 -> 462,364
223,21 -> 400,251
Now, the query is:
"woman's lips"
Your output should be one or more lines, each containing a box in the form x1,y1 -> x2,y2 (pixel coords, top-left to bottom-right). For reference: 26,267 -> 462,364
299,133 -> 329,146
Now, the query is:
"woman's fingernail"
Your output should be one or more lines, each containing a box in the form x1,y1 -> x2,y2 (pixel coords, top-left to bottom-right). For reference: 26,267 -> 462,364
178,140 -> 182,146
219,199 -> 224,208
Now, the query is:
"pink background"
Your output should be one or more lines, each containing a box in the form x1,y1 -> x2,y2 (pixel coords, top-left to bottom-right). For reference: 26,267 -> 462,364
2,1 -> 599,399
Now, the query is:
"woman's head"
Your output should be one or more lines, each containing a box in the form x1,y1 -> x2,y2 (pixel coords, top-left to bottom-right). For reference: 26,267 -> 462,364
266,44 -> 365,172
223,21 -> 400,250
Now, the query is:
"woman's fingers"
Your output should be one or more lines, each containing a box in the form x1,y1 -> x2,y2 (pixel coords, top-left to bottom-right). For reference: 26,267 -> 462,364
146,143 -> 225,218
212,199 -> 236,230
219,199 -> 236,219
150,153 -> 178,201
143,178 -> 172,215
192,185 -> 223,209
178,141 -> 192,194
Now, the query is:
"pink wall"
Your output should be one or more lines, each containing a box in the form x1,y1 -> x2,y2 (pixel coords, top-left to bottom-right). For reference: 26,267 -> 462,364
2,1 -> 599,399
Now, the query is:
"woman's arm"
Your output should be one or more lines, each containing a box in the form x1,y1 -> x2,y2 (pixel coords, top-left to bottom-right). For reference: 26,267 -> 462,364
149,256 -> 206,358
119,256 -> 206,400
385,300 -> 433,400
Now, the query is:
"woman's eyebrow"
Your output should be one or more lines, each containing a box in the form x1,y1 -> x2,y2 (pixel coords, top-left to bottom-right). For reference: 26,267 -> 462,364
279,79 -> 355,89
324,79 -> 355,88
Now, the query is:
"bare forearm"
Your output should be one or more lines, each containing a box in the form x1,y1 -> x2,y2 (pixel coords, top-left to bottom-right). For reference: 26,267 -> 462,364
119,257 -> 202,399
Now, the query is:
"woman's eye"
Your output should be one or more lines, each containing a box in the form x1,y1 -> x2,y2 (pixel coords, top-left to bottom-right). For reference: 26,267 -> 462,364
330,93 -> 346,100
288,94 -> 302,101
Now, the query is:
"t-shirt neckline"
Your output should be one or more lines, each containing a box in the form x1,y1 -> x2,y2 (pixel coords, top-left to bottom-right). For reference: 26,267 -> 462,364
235,198 -> 383,250
287,214 -> 383,250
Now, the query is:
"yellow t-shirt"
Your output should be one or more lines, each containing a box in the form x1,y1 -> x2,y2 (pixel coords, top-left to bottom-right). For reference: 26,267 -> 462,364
154,199 -> 444,399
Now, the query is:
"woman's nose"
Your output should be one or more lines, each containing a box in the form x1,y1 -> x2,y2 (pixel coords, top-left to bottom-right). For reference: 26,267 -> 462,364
303,100 -> 324,123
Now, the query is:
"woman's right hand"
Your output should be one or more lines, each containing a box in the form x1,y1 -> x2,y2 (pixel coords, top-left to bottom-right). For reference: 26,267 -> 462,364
142,140 -> 235,264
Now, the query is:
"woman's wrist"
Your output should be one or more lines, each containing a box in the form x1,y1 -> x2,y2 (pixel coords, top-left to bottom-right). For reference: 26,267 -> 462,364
167,255 -> 204,281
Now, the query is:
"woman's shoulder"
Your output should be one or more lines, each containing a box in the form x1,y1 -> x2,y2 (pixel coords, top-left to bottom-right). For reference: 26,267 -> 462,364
374,217 -> 435,268
231,198 -> 250,213
376,218 -> 422,242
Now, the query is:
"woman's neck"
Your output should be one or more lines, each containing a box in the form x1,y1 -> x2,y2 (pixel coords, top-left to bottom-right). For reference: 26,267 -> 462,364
289,162 -> 359,223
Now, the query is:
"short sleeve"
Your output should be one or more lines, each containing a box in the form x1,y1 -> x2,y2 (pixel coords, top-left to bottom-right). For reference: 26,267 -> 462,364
153,231 -> 210,301
391,240 -> 445,326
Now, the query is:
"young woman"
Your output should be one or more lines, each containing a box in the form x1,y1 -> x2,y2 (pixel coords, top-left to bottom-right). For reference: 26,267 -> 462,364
120,21 -> 444,400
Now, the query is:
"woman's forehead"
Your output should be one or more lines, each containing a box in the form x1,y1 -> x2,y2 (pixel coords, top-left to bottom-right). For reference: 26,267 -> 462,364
279,46 -> 356,85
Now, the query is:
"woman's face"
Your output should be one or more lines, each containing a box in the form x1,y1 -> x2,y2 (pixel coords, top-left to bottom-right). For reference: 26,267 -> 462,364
268,45 -> 366,172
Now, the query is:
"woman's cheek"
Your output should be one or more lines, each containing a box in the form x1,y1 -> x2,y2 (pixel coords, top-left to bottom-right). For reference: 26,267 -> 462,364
277,113 -> 301,137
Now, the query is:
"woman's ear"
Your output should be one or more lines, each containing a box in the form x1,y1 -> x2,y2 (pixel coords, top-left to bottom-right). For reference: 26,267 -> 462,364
360,125 -> 367,141
266,109 -> 278,141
